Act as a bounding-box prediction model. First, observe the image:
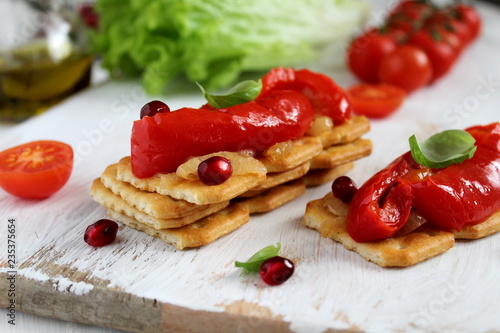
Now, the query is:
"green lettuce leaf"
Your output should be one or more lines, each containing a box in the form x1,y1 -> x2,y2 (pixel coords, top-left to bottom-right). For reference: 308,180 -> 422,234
92,0 -> 370,94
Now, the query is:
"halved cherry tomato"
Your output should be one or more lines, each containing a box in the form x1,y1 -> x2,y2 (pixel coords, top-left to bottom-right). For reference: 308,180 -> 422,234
346,31 -> 397,83
346,84 -> 406,118
0,140 -> 73,199
378,45 -> 432,93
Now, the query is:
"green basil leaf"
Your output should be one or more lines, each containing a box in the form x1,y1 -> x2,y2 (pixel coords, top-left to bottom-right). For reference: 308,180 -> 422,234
235,243 -> 281,272
409,129 -> 477,169
197,80 -> 262,109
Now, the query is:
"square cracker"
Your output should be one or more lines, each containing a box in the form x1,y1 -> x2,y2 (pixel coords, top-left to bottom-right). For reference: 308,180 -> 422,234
302,192 -> 455,267
259,136 -> 323,173
309,139 -> 372,170
453,211 -> 500,239
106,203 -> 250,250
116,156 -> 266,205
302,162 -> 355,187
101,164 -> 227,219
246,162 -> 309,192
90,178 -> 229,229
318,115 -> 371,147
239,179 -> 306,214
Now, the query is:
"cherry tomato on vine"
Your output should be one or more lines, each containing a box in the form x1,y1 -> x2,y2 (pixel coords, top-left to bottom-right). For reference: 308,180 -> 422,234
346,84 -> 406,118
454,4 -> 481,41
425,9 -> 472,48
408,29 -> 457,82
347,31 -> 397,83
391,0 -> 435,19
0,140 -> 74,199
447,18 -> 473,46
388,0 -> 435,33
368,27 -> 408,45
378,45 -> 432,93
387,14 -> 417,34
433,26 -> 464,54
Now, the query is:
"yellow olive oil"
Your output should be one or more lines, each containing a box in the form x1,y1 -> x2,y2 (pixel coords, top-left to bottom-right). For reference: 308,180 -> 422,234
0,42 -> 92,123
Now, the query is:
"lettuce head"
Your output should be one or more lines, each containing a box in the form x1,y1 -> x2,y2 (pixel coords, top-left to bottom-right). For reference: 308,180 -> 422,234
92,0 -> 370,94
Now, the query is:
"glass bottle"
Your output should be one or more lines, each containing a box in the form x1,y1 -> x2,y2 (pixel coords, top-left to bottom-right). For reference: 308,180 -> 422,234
0,0 -> 94,123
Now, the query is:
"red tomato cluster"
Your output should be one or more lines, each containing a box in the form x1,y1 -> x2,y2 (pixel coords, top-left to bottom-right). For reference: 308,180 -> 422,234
347,1 -> 481,93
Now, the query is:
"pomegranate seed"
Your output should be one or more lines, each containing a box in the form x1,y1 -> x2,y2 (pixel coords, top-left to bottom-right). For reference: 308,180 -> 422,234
259,256 -> 294,286
331,176 -> 358,204
197,156 -> 233,185
84,219 -> 119,247
140,100 -> 170,119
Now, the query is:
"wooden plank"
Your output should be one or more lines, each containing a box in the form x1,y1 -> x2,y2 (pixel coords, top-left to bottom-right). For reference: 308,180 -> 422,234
1,274 -> 160,333
2,2 -> 500,331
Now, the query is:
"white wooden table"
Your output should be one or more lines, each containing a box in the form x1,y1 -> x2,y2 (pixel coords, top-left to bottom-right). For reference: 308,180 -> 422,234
1,1 -> 500,332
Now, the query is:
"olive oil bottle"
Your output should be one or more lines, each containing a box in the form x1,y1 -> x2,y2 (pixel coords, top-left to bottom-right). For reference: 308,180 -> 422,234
0,42 -> 92,123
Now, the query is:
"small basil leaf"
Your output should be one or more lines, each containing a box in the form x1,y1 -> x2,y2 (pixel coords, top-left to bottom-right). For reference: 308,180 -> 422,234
235,243 -> 281,272
409,130 -> 477,169
197,80 -> 262,109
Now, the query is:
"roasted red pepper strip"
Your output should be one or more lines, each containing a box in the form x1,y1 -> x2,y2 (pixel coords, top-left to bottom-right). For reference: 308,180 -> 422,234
346,122 -> 500,242
346,156 -> 413,242
406,123 -> 500,231
259,67 -> 352,125
131,90 -> 314,178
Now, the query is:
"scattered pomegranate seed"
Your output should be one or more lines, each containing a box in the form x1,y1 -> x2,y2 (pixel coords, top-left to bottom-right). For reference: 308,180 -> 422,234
140,100 -> 170,119
259,256 -> 295,286
84,219 -> 119,247
197,156 -> 233,185
331,176 -> 358,204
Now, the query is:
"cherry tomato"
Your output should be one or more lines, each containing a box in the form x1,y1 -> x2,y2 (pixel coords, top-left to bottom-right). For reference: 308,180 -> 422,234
434,26 -> 463,55
388,0 -> 435,33
347,31 -> 397,83
369,27 -> 408,44
447,19 -> 473,46
408,29 -> 457,82
425,10 -> 472,47
0,140 -> 73,199
346,84 -> 406,118
454,4 -> 481,41
387,14 -> 418,34
391,0 -> 435,20
378,45 -> 432,93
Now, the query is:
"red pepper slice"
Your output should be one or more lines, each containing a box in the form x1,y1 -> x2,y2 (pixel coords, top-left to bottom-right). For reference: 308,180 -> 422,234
259,67 -> 352,125
131,90 -> 314,178
346,156 -> 413,242
406,123 -> 500,231
346,122 -> 500,242
466,122 -> 500,153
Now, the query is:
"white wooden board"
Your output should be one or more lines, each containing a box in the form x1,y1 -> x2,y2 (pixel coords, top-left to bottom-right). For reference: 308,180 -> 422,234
1,1 -> 500,332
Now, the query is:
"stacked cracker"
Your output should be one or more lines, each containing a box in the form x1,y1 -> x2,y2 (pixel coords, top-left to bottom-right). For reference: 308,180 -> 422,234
90,116 -> 372,250
303,192 -> 500,267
